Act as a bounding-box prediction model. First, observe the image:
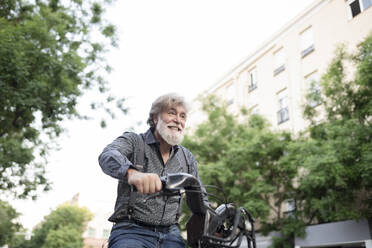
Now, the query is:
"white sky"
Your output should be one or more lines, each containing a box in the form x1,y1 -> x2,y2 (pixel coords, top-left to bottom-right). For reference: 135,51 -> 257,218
9,0 -> 314,231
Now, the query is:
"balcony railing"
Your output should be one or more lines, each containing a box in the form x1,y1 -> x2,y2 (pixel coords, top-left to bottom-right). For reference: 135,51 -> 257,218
301,44 -> 315,58
248,83 -> 257,92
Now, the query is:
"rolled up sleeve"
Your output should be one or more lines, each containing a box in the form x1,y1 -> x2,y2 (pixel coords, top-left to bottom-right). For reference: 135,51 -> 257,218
98,132 -> 136,180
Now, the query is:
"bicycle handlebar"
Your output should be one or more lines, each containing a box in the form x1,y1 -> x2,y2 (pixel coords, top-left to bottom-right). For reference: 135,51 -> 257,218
142,173 -> 207,214
161,172 -> 202,190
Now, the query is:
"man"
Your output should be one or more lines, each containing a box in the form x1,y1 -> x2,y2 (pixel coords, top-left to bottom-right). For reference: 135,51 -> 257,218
99,93 -> 208,248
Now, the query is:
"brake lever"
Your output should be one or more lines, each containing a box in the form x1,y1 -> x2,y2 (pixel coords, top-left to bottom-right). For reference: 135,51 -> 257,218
142,189 -> 184,203
142,192 -> 161,203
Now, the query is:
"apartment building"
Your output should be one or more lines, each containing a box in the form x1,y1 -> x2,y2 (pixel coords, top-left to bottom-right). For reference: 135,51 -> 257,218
62,193 -> 112,248
83,209 -> 111,248
192,0 -> 372,135
191,1 -> 372,247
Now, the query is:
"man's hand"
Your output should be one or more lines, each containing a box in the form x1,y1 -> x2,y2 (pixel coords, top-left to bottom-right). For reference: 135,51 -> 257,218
127,168 -> 162,194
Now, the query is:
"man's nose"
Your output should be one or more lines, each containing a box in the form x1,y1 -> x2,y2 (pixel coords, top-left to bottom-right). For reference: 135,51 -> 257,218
173,115 -> 180,123
173,114 -> 183,124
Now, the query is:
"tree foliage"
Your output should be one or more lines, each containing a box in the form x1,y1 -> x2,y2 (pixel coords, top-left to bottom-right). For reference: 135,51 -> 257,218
0,0 -> 125,199
9,203 -> 93,248
183,97 -> 301,237
299,33 -> 372,222
0,200 -> 21,246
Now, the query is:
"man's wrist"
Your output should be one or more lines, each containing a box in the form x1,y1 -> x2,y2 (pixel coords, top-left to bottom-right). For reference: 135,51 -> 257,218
126,168 -> 138,178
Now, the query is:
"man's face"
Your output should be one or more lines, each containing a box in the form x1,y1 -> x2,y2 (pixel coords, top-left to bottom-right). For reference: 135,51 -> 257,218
155,105 -> 186,146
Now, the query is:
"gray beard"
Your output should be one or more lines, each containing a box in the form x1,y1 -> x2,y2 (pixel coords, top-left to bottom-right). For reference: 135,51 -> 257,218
156,118 -> 184,146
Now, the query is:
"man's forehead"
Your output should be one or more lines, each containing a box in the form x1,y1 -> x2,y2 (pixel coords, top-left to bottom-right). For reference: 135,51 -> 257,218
164,104 -> 187,113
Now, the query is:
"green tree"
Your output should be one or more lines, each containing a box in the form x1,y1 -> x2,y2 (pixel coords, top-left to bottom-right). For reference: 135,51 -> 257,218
267,33 -> 372,247
10,203 -> 93,248
183,96 -> 241,166
180,96 -> 242,230
297,33 -> 372,222
0,200 -> 21,246
7,232 -> 33,248
43,226 -> 84,248
183,96 -> 302,245
0,0 -> 125,199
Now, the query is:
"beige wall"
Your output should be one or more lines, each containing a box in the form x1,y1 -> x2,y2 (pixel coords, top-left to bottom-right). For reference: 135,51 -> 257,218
84,237 -> 107,248
193,0 -> 372,134
83,209 -> 112,248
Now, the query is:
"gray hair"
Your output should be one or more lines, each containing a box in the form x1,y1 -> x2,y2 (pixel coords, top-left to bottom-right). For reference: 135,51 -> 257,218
147,93 -> 190,129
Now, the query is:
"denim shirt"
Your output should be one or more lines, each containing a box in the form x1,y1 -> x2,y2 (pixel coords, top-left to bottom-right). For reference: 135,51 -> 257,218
98,129 -> 208,225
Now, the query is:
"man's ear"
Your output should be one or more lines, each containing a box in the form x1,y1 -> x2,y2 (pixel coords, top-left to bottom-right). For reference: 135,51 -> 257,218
153,115 -> 158,125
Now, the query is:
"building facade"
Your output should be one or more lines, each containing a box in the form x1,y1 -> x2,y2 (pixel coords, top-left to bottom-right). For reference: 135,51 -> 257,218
191,0 -> 372,247
192,0 -> 372,135
83,209 -> 112,248
83,205 -> 112,248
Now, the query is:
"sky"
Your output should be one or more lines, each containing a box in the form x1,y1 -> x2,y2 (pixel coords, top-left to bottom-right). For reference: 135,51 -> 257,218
9,0 -> 314,231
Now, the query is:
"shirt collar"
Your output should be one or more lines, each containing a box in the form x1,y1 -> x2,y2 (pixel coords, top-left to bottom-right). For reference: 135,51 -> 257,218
143,128 -> 180,152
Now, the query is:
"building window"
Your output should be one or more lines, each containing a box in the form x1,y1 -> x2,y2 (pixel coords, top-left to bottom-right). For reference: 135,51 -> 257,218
248,68 -> 258,92
350,0 -> 362,17
305,71 -> 321,107
226,82 -> 234,105
273,49 -> 285,76
103,229 -> 110,239
277,89 -> 289,124
87,227 -> 96,237
300,27 -> 315,58
284,199 -> 296,217
362,0 -> 372,9
347,0 -> 372,18
250,105 -> 259,115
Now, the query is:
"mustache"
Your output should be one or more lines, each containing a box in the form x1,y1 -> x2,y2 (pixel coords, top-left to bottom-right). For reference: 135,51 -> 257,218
168,125 -> 183,131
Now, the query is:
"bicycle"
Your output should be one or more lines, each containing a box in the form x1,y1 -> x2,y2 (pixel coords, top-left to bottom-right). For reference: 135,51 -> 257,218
144,172 -> 257,248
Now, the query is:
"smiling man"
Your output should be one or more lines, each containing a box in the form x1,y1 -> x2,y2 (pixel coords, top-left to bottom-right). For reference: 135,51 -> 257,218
99,93 -> 208,248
